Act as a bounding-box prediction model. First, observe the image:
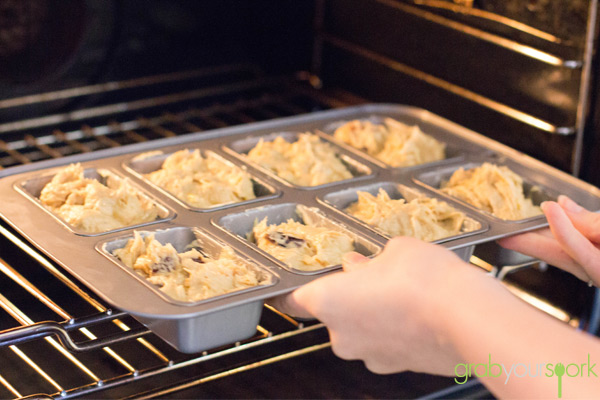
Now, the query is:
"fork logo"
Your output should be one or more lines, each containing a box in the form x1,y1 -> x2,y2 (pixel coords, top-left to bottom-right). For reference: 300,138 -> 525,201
554,363 -> 565,398
546,355 -> 597,398
455,354 -> 597,398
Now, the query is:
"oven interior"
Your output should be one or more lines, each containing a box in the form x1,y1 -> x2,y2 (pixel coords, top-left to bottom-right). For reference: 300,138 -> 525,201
0,1 -> 599,398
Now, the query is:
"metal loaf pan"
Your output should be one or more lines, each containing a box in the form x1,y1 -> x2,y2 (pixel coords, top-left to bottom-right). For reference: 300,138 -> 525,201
223,131 -> 374,190
214,203 -> 382,274
16,167 -> 175,236
318,181 -> 487,261
98,227 -> 276,353
124,149 -> 280,212
0,104 -> 599,353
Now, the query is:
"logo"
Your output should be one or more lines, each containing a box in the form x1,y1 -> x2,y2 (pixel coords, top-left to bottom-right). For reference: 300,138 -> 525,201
454,354 -> 597,398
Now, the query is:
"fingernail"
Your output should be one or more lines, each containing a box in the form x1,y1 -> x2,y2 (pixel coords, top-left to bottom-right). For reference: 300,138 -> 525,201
558,195 -> 583,213
342,251 -> 369,265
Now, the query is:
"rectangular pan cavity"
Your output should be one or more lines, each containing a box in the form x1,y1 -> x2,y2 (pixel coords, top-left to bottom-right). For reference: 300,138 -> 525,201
124,149 -> 279,211
321,181 -> 486,242
16,167 -> 173,236
98,227 -> 276,306
214,203 -> 381,275
224,131 -> 373,190
414,162 -> 557,223
318,115 -> 483,169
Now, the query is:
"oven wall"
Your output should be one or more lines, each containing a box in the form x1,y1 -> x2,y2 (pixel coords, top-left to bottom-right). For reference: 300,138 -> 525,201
582,59 -> 600,188
108,1 -> 316,78
0,0 -> 316,100
315,0 -> 597,176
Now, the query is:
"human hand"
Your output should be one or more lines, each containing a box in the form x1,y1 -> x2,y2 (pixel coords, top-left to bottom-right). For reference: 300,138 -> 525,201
271,237 -> 481,375
498,195 -> 600,284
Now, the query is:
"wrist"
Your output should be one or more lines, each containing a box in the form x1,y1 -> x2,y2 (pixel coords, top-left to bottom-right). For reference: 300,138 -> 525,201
425,256 -> 497,370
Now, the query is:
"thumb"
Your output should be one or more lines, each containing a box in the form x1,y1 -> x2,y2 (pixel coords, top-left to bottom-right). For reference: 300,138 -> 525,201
342,251 -> 369,272
267,289 -> 314,319
557,195 -> 600,243
269,252 -> 369,318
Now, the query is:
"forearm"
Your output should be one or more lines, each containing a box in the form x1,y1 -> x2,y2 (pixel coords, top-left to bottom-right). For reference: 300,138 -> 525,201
441,266 -> 600,398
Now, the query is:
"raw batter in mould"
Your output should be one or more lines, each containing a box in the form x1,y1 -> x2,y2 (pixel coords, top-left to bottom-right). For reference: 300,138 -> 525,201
246,133 -> 353,186
252,208 -> 355,271
113,232 -> 262,302
333,118 -> 446,167
39,163 -> 159,233
441,162 -> 542,220
345,189 -> 467,241
145,149 -> 256,208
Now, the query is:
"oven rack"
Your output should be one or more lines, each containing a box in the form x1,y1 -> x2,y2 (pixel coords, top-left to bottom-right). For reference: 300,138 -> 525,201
0,232 -> 328,399
0,65 -> 361,169
0,65 -> 356,398
0,184 -> 329,398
